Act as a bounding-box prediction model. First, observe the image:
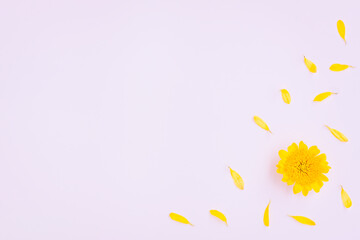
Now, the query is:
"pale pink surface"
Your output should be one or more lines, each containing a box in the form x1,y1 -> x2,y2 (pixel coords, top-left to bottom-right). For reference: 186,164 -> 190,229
0,0 -> 359,239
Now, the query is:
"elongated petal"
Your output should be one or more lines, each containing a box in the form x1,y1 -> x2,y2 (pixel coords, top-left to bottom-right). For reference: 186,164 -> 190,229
337,20 -> 346,44
313,92 -> 336,102
253,116 -> 272,133
229,167 -> 244,190
263,201 -> 270,227
169,213 -> 193,226
325,125 -> 348,142
210,210 -> 228,225
289,216 -> 316,226
281,89 -> 291,104
341,186 -> 352,208
304,56 -> 317,73
330,64 -> 354,71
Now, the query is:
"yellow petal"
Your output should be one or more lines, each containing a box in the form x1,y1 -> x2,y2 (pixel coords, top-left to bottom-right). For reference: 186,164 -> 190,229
229,167 -> 244,190
337,20 -> 346,44
325,125 -> 348,142
313,92 -> 337,102
312,181 -> 323,193
253,116 -> 272,133
304,56 -> 317,73
280,89 -> 291,104
293,183 -> 302,194
320,174 -> 329,182
288,142 -> 298,152
169,213 -> 193,226
299,141 -> 308,151
308,145 -> 320,157
263,201 -> 270,227
341,186 -> 352,208
289,216 -> 316,226
210,210 -> 228,225
279,150 -> 288,159
330,64 -> 354,71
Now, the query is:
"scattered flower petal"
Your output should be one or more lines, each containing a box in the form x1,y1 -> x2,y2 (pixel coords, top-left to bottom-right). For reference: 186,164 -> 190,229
229,167 -> 244,190
330,64 -> 354,71
281,89 -> 291,104
337,20 -> 346,44
289,215 -> 316,226
263,201 -> 270,227
341,186 -> 352,208
313,92 -> 337,102
304,56 -> 317,73
169,213 -> 193,226
325,125 -> 348,142
210,210 -> 228,225
254,116 -> 272,133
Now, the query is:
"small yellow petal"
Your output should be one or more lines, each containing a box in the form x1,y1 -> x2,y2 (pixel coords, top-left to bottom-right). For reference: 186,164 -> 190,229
229,167 -> 244,190
169,213 -> 193,226
293,183 -> 302,194
308,145 -> 320,157
253,116 -> 272,133
210,210 -> 228,225
299,141 -> 308,151
302,185 -> 311,196
289,216 -> 316,226
337,20 -> 346,44
280,89 -> 291,104
312,181 -> 323,193
313,92 -> 337,102
330,64 -> 354,71
304,56 -> 317,73
263,201 -> 270,227
279,150 -> 288,159
325,125 -> 348,142
320,174 -> 329,182
341,186 -> 352,208
288,142 -> 298,152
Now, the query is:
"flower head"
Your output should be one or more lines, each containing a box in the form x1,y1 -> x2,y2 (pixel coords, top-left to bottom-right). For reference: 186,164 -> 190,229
276,141 -> 330,196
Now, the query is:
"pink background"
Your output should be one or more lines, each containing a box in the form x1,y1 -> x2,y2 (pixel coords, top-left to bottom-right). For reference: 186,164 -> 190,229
0,0 -> 359,239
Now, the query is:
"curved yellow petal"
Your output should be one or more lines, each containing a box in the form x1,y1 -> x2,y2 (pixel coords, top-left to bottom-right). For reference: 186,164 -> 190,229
263,201 -> 270,227
229,167 -> 244,190
289,215 -> 316,226
330,64 -> 354,71
210,210 -> 228,225
281,89 -> 291,104
326,125 -> 348,142
341,186 -> 352,208
313,92 -> 336,102
337,20 -> 346,44
169,213 -> 193,226
253,116 -> 272,133
304,56 -> 317,73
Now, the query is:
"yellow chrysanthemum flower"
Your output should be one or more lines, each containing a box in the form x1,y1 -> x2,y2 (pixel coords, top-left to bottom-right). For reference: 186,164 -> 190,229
276,141 -> 331,196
